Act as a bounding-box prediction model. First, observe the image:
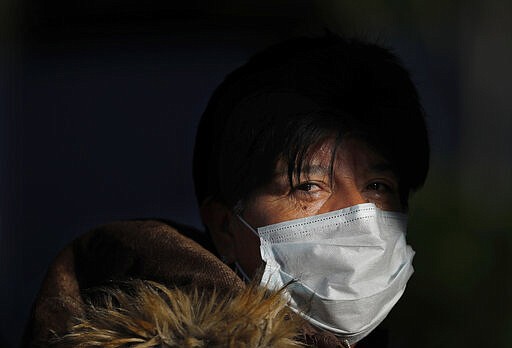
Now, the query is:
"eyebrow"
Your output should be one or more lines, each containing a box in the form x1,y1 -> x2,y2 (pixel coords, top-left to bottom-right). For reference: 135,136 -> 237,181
273,161 -> 397,180
273,164 -> 331,179
370,161 -> 393,171
369,162 -> 396,175
297,164 -> 332,176
300,162 -> 396,176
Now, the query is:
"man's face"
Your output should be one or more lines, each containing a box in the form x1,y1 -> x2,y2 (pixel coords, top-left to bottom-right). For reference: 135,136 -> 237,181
229,137 -> 403,278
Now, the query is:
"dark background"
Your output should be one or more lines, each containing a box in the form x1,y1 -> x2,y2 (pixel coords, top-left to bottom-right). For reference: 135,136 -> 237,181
1,1 -> 511,347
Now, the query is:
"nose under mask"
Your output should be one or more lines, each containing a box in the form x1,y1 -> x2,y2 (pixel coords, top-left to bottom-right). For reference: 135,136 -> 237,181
237,202 -> 415,345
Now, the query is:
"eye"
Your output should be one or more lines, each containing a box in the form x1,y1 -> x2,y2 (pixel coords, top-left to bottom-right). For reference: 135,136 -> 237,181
366,182 -> 391,192
363,180 -> 402,211
295,182 -> 319,192
291,181 -> 328,201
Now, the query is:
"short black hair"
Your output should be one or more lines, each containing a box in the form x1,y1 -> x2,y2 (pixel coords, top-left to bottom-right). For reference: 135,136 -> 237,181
193,33 -> 429,208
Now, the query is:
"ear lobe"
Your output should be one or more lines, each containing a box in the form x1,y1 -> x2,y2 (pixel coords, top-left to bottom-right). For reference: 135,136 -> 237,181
200,199 -> 236,264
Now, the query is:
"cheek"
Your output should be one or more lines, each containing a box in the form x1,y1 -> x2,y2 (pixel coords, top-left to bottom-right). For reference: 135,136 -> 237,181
244,195 -> 319,227
233,223 -> 262,277
298,196 -> 333,215
362,190 -> 402,211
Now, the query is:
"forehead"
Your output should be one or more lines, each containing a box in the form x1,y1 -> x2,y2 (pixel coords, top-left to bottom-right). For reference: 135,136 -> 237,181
275,137 -> 393,178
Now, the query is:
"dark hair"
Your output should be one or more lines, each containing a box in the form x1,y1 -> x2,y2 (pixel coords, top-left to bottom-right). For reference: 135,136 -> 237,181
193,33 -> 429,208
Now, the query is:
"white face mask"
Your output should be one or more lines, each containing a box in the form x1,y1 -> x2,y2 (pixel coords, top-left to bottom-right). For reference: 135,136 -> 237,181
237,203 -> 415,345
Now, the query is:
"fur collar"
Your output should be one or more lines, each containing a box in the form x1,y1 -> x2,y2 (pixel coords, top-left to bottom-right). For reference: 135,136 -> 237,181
50,279 -> 305,347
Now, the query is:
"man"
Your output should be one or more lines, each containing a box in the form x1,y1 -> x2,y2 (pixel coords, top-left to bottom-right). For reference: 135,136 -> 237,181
23,33 -> 429,347
194,33 -> 428,346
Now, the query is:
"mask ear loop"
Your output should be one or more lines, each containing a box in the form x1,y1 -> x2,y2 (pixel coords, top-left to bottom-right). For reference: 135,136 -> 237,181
238,214 -> 354,348
234,261 -> 252,282
233,213 -> 260,282
236,214 -> 259,237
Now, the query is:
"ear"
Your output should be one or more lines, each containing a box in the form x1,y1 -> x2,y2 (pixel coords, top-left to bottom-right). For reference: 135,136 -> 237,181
200,199 -> 236,264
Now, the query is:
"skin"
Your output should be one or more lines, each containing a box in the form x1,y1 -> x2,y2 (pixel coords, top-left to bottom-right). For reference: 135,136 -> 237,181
201,137 -> 403,347
203,136 -> 402,277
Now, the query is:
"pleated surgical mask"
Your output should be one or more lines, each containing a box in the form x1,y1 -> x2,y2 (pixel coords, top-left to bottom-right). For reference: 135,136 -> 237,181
237,202 -> 415,345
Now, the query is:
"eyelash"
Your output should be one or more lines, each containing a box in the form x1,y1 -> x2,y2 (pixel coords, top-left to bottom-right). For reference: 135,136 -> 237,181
366,182 -> 391,192
295,182 -> 392,193
295,182 -> 318,192
290,182 -> 326,201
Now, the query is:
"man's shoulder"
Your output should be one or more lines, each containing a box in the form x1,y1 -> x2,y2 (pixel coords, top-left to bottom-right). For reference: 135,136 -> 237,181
22,218 -> 244,347
75,218 -> 215,257
113,218 -> 216,252
70,218 -> 222,289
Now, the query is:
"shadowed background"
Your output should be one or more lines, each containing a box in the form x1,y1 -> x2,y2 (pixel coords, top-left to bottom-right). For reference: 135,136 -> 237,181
1,1 -> 511,347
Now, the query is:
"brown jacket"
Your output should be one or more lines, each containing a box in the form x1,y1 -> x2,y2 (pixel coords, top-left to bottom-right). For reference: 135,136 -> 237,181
22,220 -> 386,348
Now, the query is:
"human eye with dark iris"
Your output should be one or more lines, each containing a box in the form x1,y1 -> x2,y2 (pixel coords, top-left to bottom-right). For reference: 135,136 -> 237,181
296,182 -> 317,192
366,182 -> 391,192
363,179 -> 402,211
291,182 -> 325,200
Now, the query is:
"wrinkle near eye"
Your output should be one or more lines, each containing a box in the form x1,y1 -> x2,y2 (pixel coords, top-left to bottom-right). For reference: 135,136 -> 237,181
242,138 -> 405,228
362,186 -> 401,211
289,184 -> 332,214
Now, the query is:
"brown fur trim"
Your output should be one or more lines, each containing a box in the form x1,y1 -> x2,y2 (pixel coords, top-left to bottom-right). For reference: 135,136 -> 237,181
49,280 -> 305,348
